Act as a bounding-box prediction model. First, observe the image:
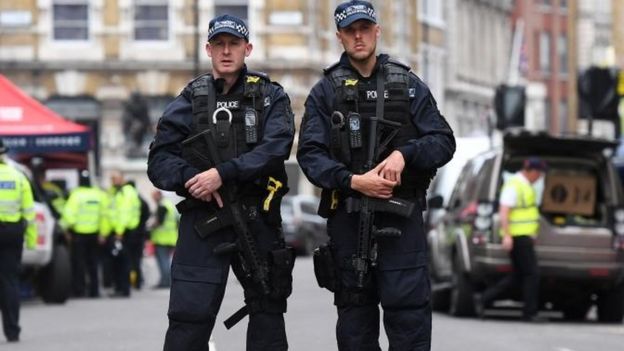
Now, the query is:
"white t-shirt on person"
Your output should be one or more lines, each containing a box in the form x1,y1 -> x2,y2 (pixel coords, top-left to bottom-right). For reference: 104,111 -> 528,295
499,172 -> 532,208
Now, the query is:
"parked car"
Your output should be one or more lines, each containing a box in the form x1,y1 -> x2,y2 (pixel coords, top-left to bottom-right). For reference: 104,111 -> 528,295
427,129 -> 624,322
7,158 -> 71,303
281,194 -> 327,255
425,137 -> 493,233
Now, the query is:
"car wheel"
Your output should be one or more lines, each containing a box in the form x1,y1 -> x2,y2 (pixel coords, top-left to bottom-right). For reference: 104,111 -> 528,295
597,285 -> 624,323
38,244 -> 71,304
449,255 -> 475,317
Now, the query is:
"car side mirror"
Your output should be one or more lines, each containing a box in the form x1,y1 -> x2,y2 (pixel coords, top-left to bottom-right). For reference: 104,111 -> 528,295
428,195 -> 444,209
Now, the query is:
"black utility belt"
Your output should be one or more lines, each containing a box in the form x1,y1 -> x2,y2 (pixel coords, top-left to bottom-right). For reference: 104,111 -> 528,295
176,196 -> 261,214
343,196 -> 416,219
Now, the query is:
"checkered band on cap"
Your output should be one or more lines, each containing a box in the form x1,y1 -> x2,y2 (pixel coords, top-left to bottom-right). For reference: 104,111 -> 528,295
208,15 -> 249,41
334,1 -> 377,28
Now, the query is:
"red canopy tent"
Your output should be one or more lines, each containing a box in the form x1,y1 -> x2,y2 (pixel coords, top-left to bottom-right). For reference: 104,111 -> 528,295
0,75 -> 91,168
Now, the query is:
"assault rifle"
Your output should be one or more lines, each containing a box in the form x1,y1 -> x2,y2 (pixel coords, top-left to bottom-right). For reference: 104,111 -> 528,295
181,107 -> 270,326
348,71 -> 416,288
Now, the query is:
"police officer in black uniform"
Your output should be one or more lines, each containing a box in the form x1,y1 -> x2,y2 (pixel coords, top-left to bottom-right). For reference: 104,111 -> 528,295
148,14 -> 295,351
297,1 -> 455,350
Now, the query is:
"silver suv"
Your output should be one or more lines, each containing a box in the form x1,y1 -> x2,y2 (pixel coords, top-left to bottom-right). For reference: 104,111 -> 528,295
427,130 -> 624,322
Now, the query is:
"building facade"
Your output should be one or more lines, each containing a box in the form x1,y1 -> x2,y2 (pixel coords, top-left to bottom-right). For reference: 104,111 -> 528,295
0,0 -> 421,194
445,0 -> 513,136
512,0 -> 578,134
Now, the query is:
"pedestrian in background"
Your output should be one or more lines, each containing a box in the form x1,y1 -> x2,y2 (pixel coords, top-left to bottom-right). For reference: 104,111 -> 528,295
0,139 -> 37,343
148,13 -> 295,351
126,180 -> 150,290
61,169 -> 109,298
150,190 -> 178,289
476,157 -> 546,322
297,1 -> 455,349
106,170 -> 141,298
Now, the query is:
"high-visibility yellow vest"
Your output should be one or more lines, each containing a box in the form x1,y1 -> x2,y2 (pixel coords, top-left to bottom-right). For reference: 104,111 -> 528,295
501,176 -> 540,237
61,186 -> 108,235
0,162 -> 36,248
108,184 -> 141,236
151,199 -> 178,246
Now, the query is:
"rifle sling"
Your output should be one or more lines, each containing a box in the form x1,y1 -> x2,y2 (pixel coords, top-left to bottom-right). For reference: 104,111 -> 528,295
223,305 -> 249,329
376,65 -> 385,131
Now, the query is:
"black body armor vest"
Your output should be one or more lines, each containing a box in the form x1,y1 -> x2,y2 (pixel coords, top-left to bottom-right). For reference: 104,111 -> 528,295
325,59 -> 432,198
184,71 -> 288,204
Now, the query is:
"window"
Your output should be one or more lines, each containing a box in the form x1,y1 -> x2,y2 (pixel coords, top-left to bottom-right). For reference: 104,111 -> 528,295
559,100 -> 568,132
539,31 -> 551,73
134,0 -> 169,41
53,1 -> 88,40
215,0 -> 248,23
544,99 -> 552,125
558,34 -> 568,74
419,0 -> 444,26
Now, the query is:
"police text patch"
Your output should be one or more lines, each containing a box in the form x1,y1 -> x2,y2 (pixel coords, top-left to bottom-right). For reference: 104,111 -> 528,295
0,181 -> 16,190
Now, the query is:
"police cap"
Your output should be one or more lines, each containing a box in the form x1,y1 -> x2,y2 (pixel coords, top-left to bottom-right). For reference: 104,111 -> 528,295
334,0 -> 377,29
523,157 -> 547,171
208,14 -> 249,42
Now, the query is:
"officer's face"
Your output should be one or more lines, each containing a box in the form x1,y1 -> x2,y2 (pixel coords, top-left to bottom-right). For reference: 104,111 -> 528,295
206,34 -> 253,78
336,20 -> 380,62
526,169 -> 543,184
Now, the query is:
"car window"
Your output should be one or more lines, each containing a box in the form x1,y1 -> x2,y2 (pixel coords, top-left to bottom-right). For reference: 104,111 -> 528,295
474,156 -> 496,200
280,199 -> 294,218
300,201 -> 317,215
447,161 -> 474,209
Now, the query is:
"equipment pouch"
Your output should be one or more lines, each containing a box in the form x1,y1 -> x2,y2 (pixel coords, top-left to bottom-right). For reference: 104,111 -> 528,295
313,243 -> 338,292
193,210 -> 232,238
268,247 -> 296,299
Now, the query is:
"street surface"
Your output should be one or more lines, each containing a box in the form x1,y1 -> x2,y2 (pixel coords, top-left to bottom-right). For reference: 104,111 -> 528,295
6,256 -> 624,350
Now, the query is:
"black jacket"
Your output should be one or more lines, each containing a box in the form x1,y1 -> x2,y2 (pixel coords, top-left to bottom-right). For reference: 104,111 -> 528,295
147,66 -> 295,197
297,53 -> 455,192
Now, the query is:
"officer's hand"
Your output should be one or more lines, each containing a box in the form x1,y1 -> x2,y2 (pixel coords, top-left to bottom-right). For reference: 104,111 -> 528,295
212,192 -> 223,208
351,162 -> 397,199
185,168 -> 223,200
198,191 -> 224,208
378,150 -> 405,185
502,235 -> 513,252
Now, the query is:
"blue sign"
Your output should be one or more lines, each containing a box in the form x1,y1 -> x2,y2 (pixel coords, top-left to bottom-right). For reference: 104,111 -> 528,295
1,131 -> 90,153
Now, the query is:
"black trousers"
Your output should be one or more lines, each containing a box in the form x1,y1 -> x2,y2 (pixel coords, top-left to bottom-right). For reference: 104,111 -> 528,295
163,208 -> 291,351
124,229 -> 145,289
482,235 -> 539,318
327,205 -> 431,351
109,236 -> 131,296
70,232 -> 100,297
0,222 -> 25,341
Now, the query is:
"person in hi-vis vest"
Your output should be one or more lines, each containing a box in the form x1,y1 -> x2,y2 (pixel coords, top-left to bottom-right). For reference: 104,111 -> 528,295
150,190 -> 178,288
61,169 -> 109,298
0,139 -> 36,342
477,157 -> 547,322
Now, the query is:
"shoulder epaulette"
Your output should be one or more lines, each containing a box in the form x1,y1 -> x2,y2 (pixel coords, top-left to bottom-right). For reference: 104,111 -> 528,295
187,73 -> 212,86
246,70 -> 271,82
323,61 -> 341,75
385,57 -> 411,71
